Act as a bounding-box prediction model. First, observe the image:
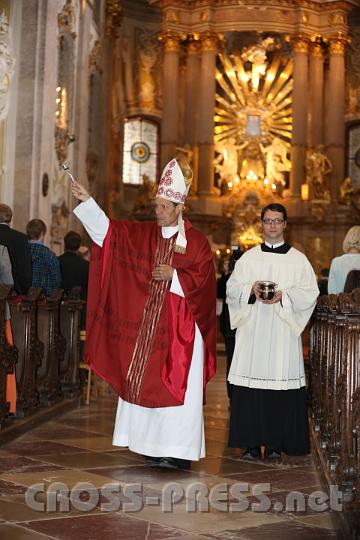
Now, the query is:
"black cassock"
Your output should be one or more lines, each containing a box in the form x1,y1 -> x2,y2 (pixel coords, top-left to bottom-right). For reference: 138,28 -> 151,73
228,242 -> 310,455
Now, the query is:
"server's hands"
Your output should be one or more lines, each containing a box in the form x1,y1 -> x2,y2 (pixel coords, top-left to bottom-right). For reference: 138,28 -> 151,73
251,282 -> 282,304
262,290 -> 282,304
251,282 -> 261,300
71,180 -> 91,202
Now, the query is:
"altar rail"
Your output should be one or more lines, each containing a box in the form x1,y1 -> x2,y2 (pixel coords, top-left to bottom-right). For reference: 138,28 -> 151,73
310,290 -> 360,534
0,285 -> 84,430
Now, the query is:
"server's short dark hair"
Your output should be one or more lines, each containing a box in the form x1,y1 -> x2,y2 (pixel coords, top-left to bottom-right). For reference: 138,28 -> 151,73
261,203 -> 288,222
64,231 -> 81,251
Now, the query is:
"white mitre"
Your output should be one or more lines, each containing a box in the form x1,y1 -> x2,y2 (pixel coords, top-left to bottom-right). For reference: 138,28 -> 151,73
156,158 -> 192,254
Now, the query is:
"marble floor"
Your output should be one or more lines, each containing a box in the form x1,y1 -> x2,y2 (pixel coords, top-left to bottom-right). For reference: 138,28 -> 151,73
0,357 -> 344,539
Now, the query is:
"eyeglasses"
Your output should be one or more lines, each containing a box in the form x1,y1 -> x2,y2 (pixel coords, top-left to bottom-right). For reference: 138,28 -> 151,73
262,218 -> 284,225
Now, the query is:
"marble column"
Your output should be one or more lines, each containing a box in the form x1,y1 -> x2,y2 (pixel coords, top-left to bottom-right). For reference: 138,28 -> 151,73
198,32 -> 218,197
184,38 -> 200,193
160,32 -> 181,167
325,37 -> 346,200
308,41 -> 324,148
290,36 -> 309,198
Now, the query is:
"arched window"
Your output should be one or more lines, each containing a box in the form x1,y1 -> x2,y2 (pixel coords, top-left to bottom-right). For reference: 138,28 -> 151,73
347,122 -> 360,185
122,117 -> 159,184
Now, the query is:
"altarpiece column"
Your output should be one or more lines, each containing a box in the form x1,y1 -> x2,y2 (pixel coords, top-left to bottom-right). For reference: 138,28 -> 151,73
160,32 -> 181,167
290,35 -> 309,198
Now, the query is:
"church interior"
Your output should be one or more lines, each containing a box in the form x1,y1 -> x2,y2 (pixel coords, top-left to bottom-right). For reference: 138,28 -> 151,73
1,0 -> 360,537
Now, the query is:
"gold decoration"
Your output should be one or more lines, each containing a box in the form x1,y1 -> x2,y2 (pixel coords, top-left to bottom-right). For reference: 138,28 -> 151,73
165,9 -> 179,23
329,36 -> 347,55
239,225 -> 263,250
89,40 -> 102,74
55,126 -> 70,165
132,175 -> 158,215
225,190 -> 273,249
200,10 -> 209,22
149,0 -> 353,9
301,13 -> 309,23
291,34 -> 309,54
339,177 -> 360,212
58,0 -> 76,39
187,36 -> 200,56
106,0 -> 122,38
215,40 -> 293,147
305,145 -> 332,202
329,12 -> 346,25
200,32 -> 220,52
339,176 -> 353,205
159,32 -> 181,52
309,37 -> 324,58
176,145 -> 194,187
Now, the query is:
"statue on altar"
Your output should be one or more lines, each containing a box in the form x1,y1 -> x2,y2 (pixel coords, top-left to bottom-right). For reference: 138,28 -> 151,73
339,176 -> 360,211
305,145 -> 332,201
214,138 -> 239,179
239,139 -> 265,179
261,137 -> 291,193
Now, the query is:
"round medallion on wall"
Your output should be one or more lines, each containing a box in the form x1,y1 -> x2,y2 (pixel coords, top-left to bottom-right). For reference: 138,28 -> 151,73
355,148 -> 360,169
42,173 -> 49,197
131,142 -> 150,163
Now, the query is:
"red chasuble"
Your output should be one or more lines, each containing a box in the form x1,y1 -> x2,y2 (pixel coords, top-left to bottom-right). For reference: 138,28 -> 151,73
85,218 -> 216,408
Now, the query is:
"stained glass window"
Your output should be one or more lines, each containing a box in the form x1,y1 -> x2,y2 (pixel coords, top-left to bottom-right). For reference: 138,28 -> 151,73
122,118 -> 159,184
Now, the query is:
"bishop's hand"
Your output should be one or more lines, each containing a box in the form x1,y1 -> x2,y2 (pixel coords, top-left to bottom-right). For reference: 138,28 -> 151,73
152,264 -> 174,281
71,180 -> 90,202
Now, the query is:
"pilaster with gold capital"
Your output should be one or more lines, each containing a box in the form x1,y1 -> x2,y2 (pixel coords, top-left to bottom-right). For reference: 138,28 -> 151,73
324,34 -> 347,199
309,40 -> 324,59
199,32 -> 221,53
289,34 -> 309,197
159,32 -> 181,53
288,34 -> 310,55
308,38 -> 325,149
160,32 -> 181,165
328,35 -> 348,56
187,36 -> 201,56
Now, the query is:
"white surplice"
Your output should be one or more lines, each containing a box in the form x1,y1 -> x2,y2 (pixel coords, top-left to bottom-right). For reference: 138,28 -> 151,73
226,245 -> 319,391
74,198 -> 205,460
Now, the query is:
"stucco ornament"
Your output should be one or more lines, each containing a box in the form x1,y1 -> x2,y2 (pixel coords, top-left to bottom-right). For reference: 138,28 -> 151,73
0,11 -> 15,121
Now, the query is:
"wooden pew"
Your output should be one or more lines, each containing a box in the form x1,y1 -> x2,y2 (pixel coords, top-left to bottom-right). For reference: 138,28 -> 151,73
310,290 -> 360,535
0,285 -> 18,428
8,288 -> 43,417
36,289 -> 66,406
60,287 -> 83,398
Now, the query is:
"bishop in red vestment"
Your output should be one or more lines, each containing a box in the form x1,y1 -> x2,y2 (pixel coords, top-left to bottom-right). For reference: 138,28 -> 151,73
72,158 -> 216,468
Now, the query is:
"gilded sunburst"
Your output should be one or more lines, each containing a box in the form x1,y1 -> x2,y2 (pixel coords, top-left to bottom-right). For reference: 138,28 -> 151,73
214,42 -> 293,145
